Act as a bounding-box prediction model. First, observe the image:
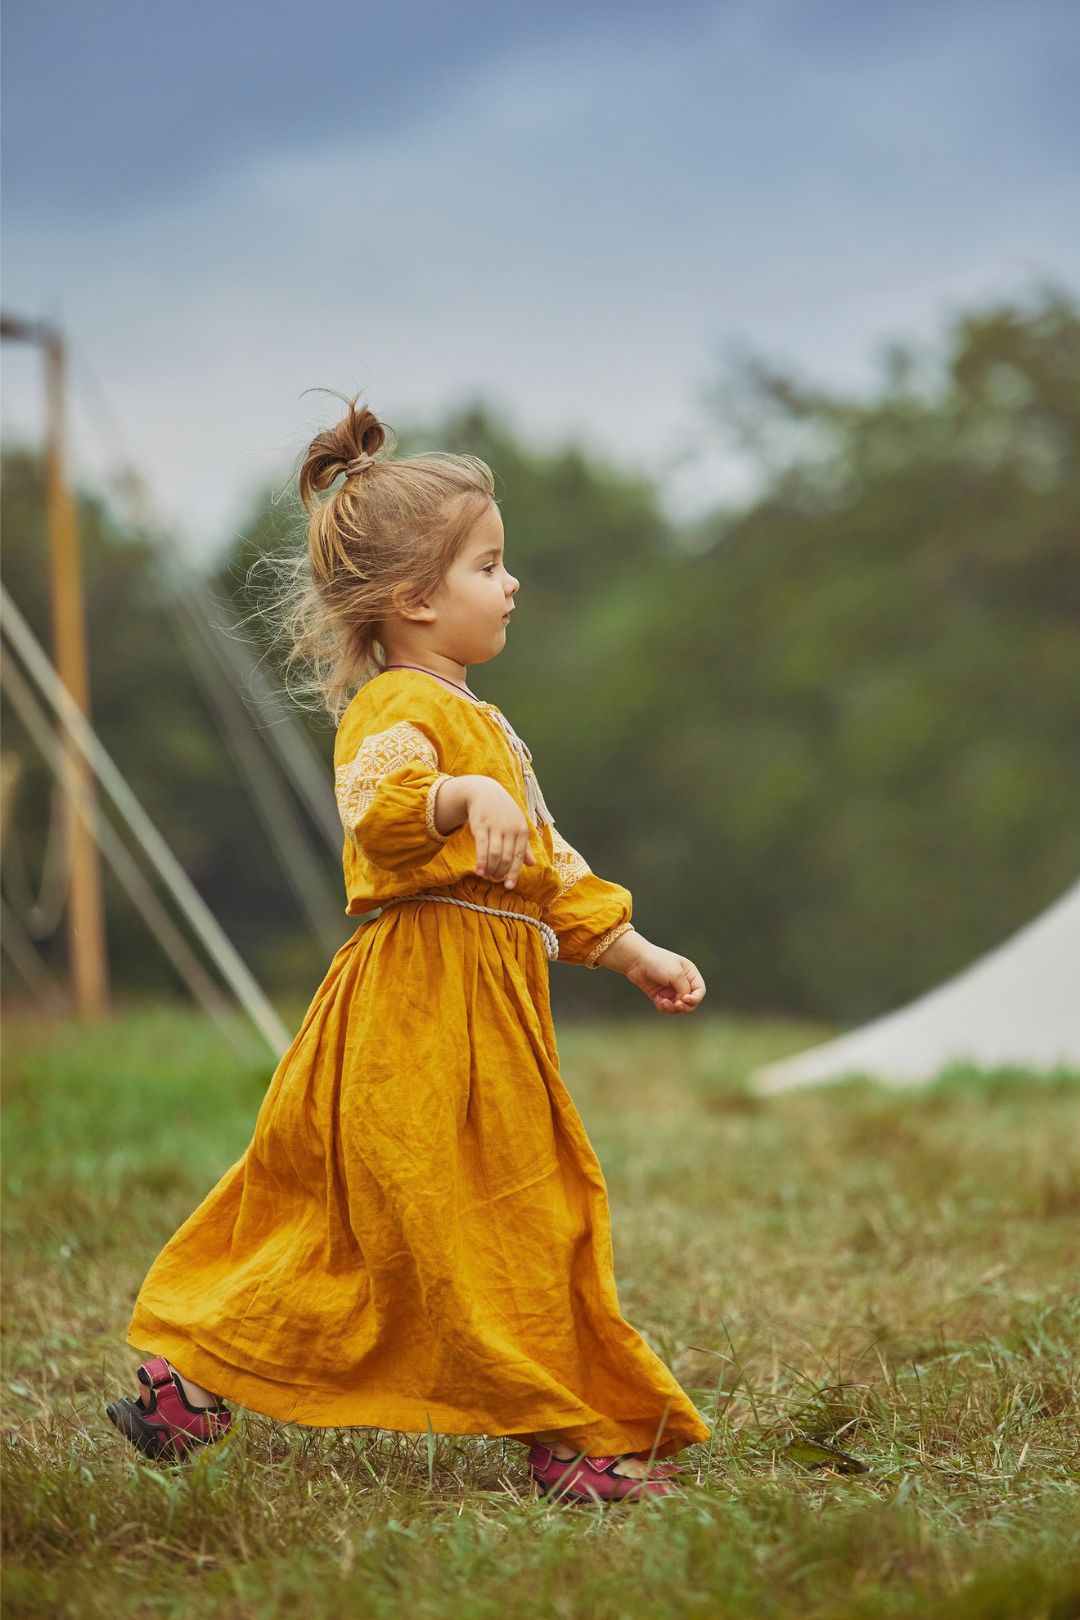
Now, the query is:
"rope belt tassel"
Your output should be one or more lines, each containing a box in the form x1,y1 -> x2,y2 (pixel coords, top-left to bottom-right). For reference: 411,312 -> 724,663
377,890 -> 560,961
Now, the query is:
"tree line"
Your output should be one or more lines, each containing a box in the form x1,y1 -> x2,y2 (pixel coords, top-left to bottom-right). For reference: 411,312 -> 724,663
2,288 -> 1078,1022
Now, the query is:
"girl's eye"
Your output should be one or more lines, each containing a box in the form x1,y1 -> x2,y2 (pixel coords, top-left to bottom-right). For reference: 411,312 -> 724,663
484,563 -> 500,573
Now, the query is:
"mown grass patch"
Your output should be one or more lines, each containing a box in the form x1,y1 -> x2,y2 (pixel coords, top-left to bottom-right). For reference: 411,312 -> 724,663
2,1003 -> 1078,1619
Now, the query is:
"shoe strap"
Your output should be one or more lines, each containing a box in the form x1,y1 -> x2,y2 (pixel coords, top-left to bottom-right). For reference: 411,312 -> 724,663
137,1356 -> 176,1390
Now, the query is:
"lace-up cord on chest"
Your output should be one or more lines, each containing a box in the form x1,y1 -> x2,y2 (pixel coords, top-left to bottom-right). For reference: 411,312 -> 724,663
477,705 -> 556,833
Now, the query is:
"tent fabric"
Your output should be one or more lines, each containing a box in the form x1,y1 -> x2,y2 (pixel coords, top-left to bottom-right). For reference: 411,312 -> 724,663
749,880 -> 1080,1093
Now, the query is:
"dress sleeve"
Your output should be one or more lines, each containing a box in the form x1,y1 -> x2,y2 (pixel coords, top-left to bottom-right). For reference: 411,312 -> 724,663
335,718 -> 457,871
543,824 -> 636,969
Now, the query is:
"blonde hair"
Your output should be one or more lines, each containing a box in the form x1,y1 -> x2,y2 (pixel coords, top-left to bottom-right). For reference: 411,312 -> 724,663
246,389 -> 497,725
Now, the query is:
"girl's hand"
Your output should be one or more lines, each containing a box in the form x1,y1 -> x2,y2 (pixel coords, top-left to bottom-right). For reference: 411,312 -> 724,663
624,941 -> 706,1014
466,777 -> 537,889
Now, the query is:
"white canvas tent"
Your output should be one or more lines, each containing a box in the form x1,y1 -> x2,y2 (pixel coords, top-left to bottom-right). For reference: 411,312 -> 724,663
749,880 -> 1080,1094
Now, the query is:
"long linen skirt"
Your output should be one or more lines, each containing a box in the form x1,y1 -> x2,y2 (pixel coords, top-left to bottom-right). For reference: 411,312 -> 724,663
127,898 -> 712,1459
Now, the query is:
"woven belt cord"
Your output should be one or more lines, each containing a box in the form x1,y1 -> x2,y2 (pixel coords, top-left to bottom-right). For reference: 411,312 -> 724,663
377,890 -> 559,962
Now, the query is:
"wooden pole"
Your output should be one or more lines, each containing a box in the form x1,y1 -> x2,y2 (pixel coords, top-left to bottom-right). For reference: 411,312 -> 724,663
42,330 -> 110,1017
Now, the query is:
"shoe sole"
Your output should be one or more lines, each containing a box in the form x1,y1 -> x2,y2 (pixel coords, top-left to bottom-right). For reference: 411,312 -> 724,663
106,1396 -> 176,1460
531,1473 -> 677,1504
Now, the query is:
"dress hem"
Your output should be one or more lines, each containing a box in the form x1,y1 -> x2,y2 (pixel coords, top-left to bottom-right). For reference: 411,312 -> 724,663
124,1316 -> 712,1462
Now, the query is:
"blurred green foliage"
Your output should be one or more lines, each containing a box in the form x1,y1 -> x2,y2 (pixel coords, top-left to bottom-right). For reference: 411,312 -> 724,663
2,288 -> 1078,1020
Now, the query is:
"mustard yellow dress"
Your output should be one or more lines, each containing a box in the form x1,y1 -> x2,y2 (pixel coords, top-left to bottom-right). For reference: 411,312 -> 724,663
127,667 -> 711,1459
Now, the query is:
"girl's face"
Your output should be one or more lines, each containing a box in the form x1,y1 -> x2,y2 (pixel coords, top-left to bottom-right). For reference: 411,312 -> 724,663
430,502 -> 519,665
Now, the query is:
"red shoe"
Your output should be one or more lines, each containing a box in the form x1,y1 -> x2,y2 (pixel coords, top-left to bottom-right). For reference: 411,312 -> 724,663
628,1450 -> 684,1476
528,1443 -> 680,1503
105,1356 -> 233,1462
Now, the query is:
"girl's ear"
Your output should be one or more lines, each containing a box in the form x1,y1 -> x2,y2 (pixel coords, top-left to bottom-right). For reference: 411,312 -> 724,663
389,580 -> 435,623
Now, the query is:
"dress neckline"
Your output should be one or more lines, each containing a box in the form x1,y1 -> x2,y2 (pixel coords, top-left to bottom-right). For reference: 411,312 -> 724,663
375,666 -> 553,826
378,666 -> 500,712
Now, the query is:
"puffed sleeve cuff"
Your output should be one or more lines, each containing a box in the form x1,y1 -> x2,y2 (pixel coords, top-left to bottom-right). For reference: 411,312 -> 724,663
583,919 -> 636,969
542,825 -> 635,968
335,721 -> 458,871
547,872 -> 634,967
424,774 -> 455,842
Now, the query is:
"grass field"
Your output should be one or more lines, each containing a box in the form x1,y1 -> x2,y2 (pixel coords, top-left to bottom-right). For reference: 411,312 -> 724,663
2,1002 -> 1079,1619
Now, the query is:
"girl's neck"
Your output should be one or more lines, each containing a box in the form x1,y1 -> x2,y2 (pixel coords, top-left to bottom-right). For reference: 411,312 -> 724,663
382,662 -> 482,703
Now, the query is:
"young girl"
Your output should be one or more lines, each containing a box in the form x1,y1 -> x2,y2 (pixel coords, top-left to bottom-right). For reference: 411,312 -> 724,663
106,395 -> 710,1503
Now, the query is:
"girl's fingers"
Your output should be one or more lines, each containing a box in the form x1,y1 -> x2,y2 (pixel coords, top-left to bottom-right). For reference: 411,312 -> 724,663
653,976 -> 705,1012
677,961 -> 702,997
513,842 -> 537,878
476,823 -> 533,883
504,834 -> 529,887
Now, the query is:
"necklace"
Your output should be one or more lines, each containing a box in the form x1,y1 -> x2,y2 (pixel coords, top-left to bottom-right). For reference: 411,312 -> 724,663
382,663 -> 484,704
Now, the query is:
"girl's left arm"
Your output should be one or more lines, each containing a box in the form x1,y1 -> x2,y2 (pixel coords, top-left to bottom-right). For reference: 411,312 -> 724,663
542,824 -> 706,1013
541,824 -> 635,968
596,927 -> 706,1014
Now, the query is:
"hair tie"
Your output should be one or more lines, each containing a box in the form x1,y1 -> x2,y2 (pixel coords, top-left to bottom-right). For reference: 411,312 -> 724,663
344,452 -> 376,477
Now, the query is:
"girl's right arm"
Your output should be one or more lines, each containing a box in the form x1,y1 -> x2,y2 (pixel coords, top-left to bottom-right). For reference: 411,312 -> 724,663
432,776 -> 536,889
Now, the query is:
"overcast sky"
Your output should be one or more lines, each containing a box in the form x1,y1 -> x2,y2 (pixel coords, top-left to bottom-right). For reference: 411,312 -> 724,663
3,0 -> 1077,563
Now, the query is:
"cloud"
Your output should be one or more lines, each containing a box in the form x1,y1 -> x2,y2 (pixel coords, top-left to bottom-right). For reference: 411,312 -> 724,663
2,1 -> 1077,560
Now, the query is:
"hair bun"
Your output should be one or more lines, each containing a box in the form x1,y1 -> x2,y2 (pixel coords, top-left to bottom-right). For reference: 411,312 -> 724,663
298,390 -> 396,509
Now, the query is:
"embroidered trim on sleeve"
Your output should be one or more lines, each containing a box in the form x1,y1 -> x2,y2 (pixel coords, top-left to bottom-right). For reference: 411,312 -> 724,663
334,721 -> 440,836
424,773 -> 455,842
584,920 -> 635,970
550,826 -> 591,894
